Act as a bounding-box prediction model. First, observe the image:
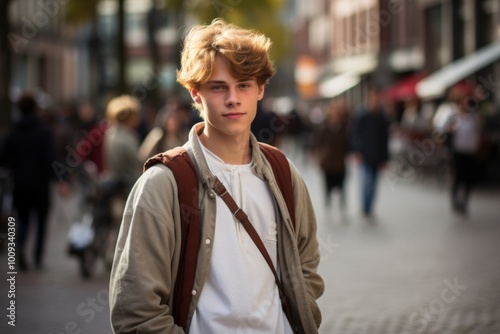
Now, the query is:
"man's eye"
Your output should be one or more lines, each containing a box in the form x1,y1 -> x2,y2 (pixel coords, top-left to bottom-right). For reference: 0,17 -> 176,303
239,83 -> 251,88
211,85 -> 224,91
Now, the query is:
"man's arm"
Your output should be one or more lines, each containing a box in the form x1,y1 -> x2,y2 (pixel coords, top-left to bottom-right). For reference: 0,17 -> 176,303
109,165 -> 184,334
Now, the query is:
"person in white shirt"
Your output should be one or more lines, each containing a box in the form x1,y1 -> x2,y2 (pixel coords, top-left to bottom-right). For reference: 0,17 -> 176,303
443,93 -> 482,214
109,19 -> 324,334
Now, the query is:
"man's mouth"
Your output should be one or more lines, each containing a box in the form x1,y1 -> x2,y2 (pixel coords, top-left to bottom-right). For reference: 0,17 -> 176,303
223,113 -> 245,119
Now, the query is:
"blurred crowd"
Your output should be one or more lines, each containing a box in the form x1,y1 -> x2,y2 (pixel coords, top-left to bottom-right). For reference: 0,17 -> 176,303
0,92 -> 199,272
298,83 -> 500,216
304,83 -> 500,215
1,82 -> 499,272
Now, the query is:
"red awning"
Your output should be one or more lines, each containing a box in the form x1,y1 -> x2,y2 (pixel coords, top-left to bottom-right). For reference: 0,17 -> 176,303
383,73 -> 425,102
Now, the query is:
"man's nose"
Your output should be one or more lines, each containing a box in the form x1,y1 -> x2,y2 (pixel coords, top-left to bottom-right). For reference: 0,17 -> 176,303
225,87 -> 241,106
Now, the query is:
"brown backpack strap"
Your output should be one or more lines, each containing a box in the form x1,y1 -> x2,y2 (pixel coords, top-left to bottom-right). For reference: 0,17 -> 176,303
258,143 -> 296,231
143,146 -> 187,172
143,147 -> 201,330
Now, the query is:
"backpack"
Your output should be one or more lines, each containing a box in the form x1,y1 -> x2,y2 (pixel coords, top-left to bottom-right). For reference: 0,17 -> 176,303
143,142 -> 295,330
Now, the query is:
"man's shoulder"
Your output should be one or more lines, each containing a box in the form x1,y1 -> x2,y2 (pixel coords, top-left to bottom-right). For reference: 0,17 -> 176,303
258,142 -> 286,155
123,164 -> 178,222
257,142 -> 292,169
140,163 -> 176,187
142,146 -> 199,188
131,164 -> 177,206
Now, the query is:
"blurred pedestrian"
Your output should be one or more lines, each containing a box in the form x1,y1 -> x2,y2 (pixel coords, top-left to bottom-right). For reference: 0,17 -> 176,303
313,101 -> 350,210
75,101 -> 107,175
101,95 -> 143,270
251,101 -> 283,146
443,94 -> 482,214
432,85 -> 465,131
103,95 -> 142,193
284,108 -> 307,158
0,92 -> 57,270
400,97 -> 430,141
138,103 -> 189,162
351,87 -> 390,217
110,19 -> 324,334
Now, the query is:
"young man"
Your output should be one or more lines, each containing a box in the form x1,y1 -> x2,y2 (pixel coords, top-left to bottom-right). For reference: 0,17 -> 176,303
109,19 -> 324,334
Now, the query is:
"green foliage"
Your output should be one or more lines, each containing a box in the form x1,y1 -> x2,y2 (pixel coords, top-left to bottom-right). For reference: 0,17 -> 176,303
167,0 -> 290,62
63,0 -> 290,61
64,0 -> 100,24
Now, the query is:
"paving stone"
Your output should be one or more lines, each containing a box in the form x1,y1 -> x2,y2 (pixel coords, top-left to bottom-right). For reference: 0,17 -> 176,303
1,141 -> 499,333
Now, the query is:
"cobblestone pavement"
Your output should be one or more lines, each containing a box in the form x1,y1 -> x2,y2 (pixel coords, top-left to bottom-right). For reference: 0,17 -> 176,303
1,183 -> 113,334
286,146 -> 500,334
1,142 -> 500,334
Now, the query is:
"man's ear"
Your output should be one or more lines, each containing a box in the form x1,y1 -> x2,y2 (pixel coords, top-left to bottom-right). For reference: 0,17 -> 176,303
190,87 -> 202,104
257,84 -> 265,101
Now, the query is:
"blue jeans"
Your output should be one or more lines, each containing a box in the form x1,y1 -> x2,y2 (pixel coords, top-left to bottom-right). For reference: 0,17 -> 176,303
360,164 -> 379,215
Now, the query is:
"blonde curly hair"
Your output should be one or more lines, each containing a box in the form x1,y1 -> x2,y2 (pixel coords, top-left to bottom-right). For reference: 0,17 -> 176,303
176,19 -> 276,91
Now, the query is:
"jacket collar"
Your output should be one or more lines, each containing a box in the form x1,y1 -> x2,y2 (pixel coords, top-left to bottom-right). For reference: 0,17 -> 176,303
185,122 -> 269,188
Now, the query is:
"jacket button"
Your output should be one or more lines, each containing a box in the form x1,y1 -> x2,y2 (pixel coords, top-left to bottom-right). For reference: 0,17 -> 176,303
208,192 -> 215,199
205,239 -> 211,245
191,290 -> 197,296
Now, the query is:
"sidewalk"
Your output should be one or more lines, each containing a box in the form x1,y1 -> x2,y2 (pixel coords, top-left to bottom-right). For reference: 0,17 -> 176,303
1,140 -> 500,334
284,142 -> 500,334
1,184 -> 113,334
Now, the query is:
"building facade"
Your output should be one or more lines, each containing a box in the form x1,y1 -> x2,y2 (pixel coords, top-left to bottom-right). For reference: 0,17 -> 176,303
6,0 -> 185,112
8,0 -> 79,108
293,0 -> 500,107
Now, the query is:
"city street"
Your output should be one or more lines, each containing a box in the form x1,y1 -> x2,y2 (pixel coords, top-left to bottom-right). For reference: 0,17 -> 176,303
2,142 -> 500,334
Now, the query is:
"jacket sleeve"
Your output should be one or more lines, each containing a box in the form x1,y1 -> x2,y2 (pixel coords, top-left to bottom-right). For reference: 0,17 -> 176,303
290,163 -> 325,328
109,165 -> 184,334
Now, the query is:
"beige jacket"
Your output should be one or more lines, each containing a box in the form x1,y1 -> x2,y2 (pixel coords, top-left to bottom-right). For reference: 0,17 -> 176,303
109,123 -> 324,333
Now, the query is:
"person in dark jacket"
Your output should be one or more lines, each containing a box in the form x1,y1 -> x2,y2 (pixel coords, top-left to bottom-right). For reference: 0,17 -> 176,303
0,92 -> 57,270
351,88 -> 390,217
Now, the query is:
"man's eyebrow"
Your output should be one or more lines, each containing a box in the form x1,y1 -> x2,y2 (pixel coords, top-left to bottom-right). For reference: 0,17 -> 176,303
206,80 -> 227,84
238,78 -> 255,82
205,78 -> 255,84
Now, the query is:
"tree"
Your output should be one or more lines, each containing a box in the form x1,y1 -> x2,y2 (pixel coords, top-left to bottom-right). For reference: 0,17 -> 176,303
65,0 -> 103,100
117,0 -> 126,93
147,4 -> 160,99
62,0 -> 289,102
0,0 -> 13,131
65,0 -> 127,96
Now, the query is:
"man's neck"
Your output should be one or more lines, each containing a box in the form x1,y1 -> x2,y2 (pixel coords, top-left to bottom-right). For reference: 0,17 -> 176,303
199,130 -> 252,165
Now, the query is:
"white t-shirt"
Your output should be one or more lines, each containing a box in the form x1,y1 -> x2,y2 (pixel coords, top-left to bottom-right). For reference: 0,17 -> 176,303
452,113 -> 481,153
189,144 -> 292,334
